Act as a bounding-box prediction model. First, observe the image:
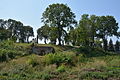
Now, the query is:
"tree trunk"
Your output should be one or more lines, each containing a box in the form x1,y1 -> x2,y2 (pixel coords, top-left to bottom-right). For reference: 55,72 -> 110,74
58,27 -> 62,46
36,35 -> 38,43
44,38 -> 47,44
92,35 -> 94,47
103,38 -> 108,51
27,36 -> 29,43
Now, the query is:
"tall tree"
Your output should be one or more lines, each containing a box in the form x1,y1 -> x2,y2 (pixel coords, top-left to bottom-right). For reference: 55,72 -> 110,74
0,19 -> 5,28
37,25 -> 50,44
89,15 -> 99,47
97,16 -> 119,50
103,39 -> 108,51
24,26 -> 34,43
78,14 -> 91,47
115,40 -> 119,52
0,28 -> 10,41
68,28 -> 79,46
42,3 -> 76,45
6,19 -> 24,42
109,39 -> 114,51
49,27 -> 59,44
0,19 -> 11,41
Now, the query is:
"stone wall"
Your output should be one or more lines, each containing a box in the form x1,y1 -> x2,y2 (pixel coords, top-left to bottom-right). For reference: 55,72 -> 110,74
32,45 -> 55,55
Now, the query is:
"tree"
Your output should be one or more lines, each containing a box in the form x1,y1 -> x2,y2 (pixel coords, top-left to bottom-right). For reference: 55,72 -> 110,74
115,40 -> 119,51
24,26 -> 34,43
37,25 -> 50,44
0,19 -> 5,28
97,16 -> 119,50
103,39 -> 108,51
73,14 -> 99,47
68,29 -> 77,45
42,3 -> 76,45
89,15 -> 99,47
78,14 -> 91,47
109,39 -> 114,51
6,19 -> 24,42
0,19 -> 11,41
0,28 -> 10,41
49,27 -> 59,44
1,19 -> 34,43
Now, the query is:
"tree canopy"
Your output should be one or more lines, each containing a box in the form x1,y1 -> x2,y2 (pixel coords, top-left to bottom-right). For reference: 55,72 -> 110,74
42,3 -> 76,45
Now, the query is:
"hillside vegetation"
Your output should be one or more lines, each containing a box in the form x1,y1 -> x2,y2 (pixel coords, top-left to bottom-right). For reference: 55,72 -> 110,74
0,40 -> 120,80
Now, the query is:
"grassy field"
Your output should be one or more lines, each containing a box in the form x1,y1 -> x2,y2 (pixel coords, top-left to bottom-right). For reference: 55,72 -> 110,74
0,41 -> 120,80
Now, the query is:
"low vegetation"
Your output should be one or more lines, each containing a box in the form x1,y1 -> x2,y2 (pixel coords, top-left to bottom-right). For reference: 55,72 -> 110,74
0,41 -> 120,80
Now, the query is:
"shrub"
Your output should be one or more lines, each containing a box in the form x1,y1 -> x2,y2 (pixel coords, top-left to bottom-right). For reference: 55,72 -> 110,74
0,40 -> 14,50
80,72 -> 108,79
41,73 -> 51,80
77,54 -> 89,63
78,46 -> 92,54
44,52 -> 75,66
27,55 -> 38,67
0,49 -> 15,62
56,65 -> 66,73
0,49 -> 26,62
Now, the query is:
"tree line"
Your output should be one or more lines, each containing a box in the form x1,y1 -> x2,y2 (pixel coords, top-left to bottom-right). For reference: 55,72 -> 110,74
0,19 -> 34,43
37,3 -> 120,51
0,3 -> 120,51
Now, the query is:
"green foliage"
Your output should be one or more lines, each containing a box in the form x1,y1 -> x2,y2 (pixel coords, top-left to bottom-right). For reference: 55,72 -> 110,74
78,47 -> 109,57
78,14 -> 92,47
0,49 -> 26,62
0,28 -> 11,41
103,39 -> 108,51
78,46 -> 92,54
0,44 -> 120,80
0,40 -> 14,50
56,65 -> 66,72
44,52 -> 75,66
27,55 -> 38,67
0,40 -> 30,62
97,16 -> 119,39
68,29 -> 78,45
80,72 -> 108,79
41,73 -> 51,80
49,27 -> 59,44
115,40 -> 119,51
109,39 -> 114,51
0,19 -> 34,43
37,25 -> 50,44
42,3 -> 76,45
77,54 -> 89,63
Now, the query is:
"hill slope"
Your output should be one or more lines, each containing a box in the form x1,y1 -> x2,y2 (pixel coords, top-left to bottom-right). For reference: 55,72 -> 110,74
0,42 -> 120,80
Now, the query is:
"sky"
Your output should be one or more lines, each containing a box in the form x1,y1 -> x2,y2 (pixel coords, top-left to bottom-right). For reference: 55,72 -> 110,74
0,0 -> 120,42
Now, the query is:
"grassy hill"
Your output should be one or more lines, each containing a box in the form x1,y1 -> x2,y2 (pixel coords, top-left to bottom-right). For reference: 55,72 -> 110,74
0,41 -> 120,80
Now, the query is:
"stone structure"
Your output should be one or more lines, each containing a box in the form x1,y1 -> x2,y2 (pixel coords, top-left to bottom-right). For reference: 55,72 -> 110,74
31,44 -> 55,55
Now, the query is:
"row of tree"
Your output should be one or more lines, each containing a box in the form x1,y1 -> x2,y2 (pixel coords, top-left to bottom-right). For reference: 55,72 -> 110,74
37,3 -> 120,51
0,3 -> 120,51
0,19 -> 34,43
106,39 -> 120,52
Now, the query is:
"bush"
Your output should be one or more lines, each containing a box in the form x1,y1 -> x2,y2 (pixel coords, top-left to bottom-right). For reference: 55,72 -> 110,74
27,55 -> 38,67
56,65 -> 66,73
80,72 -> 108,79
77,54 -> 89,63
78,46 -> 92,54
0,49 -> 26,62
0,49 -> 16,62
0,40 -> 14,50
41,73 -> 51,80
44,52 -> 75,66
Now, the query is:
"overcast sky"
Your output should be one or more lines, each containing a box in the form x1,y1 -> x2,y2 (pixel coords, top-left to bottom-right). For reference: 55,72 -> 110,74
0,0 -> 120,42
